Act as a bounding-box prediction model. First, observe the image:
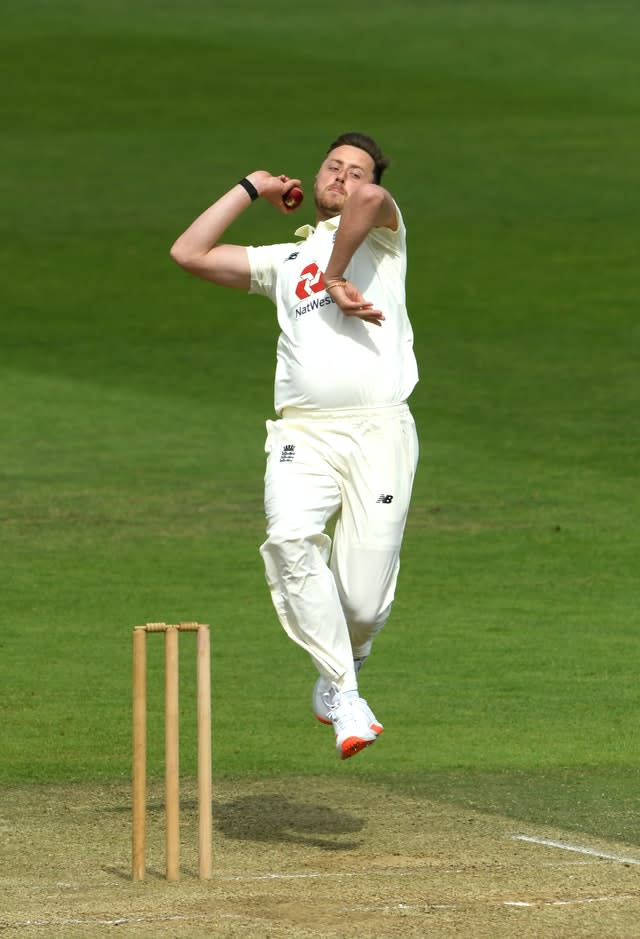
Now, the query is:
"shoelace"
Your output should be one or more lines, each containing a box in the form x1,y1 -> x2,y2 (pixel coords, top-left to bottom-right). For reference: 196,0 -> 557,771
327,696 -> 360,732
320,685 -> 339,711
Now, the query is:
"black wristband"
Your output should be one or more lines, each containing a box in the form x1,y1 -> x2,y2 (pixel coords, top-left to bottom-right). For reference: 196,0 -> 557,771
238,177 -> 259,201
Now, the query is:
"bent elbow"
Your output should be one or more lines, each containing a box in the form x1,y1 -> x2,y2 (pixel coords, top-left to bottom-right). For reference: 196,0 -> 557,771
169,242 -> 207,275
169,241 -> 191,269
358,183 -> 396,229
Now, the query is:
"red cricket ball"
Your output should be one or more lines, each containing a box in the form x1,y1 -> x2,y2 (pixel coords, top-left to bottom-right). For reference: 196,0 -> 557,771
283,186 -> 304,209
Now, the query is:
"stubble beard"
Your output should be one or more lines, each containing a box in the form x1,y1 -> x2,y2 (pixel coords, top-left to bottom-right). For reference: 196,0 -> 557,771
314,187 -> 345,220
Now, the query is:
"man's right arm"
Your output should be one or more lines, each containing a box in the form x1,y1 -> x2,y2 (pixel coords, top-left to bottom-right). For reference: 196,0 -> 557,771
170,171 -> 302,289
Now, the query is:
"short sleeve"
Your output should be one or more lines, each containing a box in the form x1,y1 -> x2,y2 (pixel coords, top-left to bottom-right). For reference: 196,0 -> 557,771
367,202 -> 405,257
247,242 -> 298,301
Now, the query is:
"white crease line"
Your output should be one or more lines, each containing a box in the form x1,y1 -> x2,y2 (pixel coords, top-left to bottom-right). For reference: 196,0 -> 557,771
550,895 -> 639,907
8,895 -> 639,929
229,868 -> 434,882
3,867 -> 453,895
506,895 -> 639,909
541,861 -> 600,867
5,917 -> 188,928
1,914 -> 251,929
514,834 -> 640,866
333,895 -> 640,916
337,903 -> 455,914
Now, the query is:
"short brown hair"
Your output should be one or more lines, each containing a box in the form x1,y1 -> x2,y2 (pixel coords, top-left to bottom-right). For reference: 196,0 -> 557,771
326,132 -> 391,184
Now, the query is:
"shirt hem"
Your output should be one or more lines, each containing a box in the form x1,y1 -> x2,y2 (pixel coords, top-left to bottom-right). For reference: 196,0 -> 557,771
279,402 -> 410,420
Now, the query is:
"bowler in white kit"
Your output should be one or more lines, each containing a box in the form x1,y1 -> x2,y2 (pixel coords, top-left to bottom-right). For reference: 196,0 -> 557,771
171,132 -> 419,760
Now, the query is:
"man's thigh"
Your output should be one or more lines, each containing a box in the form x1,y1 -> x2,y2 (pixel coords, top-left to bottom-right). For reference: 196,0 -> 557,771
338,409 -> 418,548
263,419 -> 342,539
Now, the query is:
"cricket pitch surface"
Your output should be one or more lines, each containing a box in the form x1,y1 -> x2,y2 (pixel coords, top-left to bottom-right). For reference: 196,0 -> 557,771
2,777 -> 639,937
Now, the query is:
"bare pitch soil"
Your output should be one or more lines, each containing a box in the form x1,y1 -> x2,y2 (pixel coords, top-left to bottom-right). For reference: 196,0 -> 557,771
1,777 -> 639,938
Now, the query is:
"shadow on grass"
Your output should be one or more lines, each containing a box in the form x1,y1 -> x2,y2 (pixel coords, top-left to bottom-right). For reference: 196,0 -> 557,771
215,794 -> 365,850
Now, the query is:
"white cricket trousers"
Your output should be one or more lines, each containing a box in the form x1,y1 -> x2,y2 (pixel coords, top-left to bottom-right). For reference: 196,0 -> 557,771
259,403 -> 419,693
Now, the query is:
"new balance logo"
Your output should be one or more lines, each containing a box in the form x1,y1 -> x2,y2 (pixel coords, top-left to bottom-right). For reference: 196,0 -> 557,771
280,444 -> 296,463
376,494 -> 394,504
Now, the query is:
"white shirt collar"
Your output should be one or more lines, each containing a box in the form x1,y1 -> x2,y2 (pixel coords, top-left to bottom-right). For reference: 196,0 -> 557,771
294,215 -> 340,239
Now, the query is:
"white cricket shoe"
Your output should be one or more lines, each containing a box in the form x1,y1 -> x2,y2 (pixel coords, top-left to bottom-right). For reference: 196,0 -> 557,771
318,683 -> 379,760
313,676 -> 384,735
312,675 -> 334,725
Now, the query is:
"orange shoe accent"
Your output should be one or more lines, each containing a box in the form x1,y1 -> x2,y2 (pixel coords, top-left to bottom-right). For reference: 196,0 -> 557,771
339,736 -> 376,760
319,710 -> 383,733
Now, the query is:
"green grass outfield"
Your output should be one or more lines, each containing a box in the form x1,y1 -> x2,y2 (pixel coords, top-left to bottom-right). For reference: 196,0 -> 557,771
2,0 -> 639,846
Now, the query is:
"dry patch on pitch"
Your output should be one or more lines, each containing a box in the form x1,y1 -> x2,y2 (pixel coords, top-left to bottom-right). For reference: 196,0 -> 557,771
1,777 -> 639,938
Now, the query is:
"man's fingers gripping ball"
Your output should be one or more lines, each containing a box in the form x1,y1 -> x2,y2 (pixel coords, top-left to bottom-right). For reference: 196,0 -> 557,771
283,186 -> 304,209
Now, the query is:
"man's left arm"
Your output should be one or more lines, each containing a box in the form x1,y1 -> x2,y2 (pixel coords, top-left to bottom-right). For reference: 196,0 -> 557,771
324,185 -> 398,326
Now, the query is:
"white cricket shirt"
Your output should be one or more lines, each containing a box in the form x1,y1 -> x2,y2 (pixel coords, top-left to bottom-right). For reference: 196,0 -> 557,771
247,205 -> 418,414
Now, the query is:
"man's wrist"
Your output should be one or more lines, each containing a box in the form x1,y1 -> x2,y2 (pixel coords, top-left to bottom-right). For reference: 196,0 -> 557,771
238,177 -> 259,201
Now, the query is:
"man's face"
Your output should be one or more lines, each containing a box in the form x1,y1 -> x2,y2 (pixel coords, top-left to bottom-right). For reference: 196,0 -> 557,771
314,145 -> 376,219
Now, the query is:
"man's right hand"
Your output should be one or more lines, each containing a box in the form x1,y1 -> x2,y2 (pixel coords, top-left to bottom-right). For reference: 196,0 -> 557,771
249,172 -> 304,215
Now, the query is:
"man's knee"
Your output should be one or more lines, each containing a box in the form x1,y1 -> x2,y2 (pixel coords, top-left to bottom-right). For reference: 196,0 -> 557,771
334,550 -> 399,624
260,533 -> 332,584
342,595 -> 393,634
